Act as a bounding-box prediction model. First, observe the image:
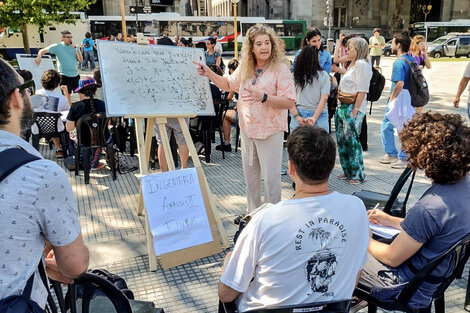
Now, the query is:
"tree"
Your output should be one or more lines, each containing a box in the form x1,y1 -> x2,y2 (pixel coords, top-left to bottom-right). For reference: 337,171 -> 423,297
0,0 -> 95,53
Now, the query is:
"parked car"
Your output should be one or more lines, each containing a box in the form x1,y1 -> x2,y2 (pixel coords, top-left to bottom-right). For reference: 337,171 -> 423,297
427,34 -> 470,58
382,39 -> 394,56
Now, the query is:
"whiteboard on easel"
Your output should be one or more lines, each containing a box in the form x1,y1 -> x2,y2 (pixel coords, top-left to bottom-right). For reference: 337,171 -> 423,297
140,168 -> 214,255
16,54 -> 60,94
97,40 -> 215,117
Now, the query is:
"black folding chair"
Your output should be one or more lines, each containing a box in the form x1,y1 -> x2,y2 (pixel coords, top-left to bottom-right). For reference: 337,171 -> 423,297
190,99 -> 229,163
31,111 -> 68,158
353,167 -> 416,218
48,272 -> 164,313
354,233 -> 470,313
74,113 -> 117,184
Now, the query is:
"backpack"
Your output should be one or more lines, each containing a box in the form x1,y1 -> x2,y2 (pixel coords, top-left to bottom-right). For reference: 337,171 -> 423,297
70,268 -> 134,300
84,39 -> 92,49
401,57 -> 430,107
367,66 -> 385,103
0,148 -> 48,313
113,145 -> 138,174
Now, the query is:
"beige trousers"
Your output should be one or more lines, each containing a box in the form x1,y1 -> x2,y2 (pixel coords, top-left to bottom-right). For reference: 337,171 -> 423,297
240,130 -> 284,212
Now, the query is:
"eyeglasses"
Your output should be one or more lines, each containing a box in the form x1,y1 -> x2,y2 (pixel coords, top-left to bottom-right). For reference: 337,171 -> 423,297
252,69 -> 263,85
18,80 -> 36,96
0,80 -> 35,105
64,36 -> 73,39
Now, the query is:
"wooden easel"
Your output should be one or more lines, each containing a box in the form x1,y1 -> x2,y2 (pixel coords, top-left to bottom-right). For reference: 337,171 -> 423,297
133,115 -> 229,270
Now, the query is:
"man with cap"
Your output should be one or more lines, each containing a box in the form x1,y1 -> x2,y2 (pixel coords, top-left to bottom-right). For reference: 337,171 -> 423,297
66,77 -> 106,170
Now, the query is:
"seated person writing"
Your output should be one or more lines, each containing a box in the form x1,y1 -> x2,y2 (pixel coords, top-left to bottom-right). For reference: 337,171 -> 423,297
219,125 -> 370,312
357,112 -> 470,309
31,69 -> 71,158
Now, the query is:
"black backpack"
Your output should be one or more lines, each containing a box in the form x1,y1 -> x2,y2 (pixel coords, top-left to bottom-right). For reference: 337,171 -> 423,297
401,57 -> 430,107
70,269 -> 134,301
367,66 -> 385,103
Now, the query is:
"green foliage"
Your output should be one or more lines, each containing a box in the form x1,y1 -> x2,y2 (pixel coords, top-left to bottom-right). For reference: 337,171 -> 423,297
0,0 -> 94,29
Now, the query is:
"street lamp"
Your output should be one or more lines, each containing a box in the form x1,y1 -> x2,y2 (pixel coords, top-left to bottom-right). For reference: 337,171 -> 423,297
231,0 -> 239,59
421,3 -> 432,22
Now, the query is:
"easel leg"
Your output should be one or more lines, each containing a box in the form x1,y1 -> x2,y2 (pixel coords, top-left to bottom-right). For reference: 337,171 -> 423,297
178,117 -> 230,249
156,117 -> 175,171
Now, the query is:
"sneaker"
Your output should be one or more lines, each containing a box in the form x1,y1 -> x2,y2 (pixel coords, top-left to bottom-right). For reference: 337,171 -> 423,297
391,159 -> 409,169
379,154 -> 397,164
55,149 -> 64,159
195,142 -> 205,155
91,163 -> 105,171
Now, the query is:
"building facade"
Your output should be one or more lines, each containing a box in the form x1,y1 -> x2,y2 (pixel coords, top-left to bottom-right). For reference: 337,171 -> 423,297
209,0 -> 469,39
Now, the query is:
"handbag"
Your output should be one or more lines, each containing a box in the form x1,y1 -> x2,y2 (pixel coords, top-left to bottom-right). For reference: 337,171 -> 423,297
337,90 -> 357,104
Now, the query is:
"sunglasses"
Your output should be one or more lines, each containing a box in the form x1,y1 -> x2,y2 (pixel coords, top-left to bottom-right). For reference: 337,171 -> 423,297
0,80 -> 35,104
19,80 -> 36,96
252,69 -> 263,85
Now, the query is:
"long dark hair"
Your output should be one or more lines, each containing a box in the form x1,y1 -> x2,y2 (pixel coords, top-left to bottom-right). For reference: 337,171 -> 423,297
293,46 -> 323,90
300,28 -> 324,51
81,86 -> 99,144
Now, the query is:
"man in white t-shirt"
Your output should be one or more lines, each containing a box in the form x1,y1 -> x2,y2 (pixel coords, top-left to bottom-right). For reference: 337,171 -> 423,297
219,125 -> 370,312
453,61 -> 470,119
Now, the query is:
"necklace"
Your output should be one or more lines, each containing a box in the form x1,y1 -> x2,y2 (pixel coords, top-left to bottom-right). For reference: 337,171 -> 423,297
292,189 -> 331,199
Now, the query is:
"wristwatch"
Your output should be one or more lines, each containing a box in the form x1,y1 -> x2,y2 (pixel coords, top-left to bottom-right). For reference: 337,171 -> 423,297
261,93 -> 268,103
353,107 -> 359,112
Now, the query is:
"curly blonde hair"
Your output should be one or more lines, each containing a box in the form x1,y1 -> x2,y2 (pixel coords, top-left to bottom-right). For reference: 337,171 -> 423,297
400,112 -> 470,184
239,24 -> 285,83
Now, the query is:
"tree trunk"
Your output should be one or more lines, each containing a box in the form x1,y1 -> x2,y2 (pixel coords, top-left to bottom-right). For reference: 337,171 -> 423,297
20,23 -> 30,54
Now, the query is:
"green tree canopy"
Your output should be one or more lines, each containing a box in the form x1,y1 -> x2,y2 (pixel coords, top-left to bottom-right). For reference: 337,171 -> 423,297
0,0 -> 95,53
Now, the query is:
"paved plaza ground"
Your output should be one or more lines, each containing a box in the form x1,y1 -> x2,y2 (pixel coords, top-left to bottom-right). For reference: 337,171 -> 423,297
38,56 -> 470,312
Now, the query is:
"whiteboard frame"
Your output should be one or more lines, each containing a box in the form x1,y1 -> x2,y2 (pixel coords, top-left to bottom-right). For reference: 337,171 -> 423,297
96,40 -> 215,117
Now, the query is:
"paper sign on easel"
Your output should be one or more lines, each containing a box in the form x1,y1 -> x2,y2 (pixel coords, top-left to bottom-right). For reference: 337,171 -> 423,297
140,168 -> 213,255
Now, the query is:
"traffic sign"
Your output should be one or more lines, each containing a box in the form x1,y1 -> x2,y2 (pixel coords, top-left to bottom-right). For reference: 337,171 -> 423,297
130,6 -> 145,14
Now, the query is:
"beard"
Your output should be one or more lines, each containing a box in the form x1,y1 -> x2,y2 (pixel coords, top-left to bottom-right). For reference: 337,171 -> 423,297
20,94 -> 35,137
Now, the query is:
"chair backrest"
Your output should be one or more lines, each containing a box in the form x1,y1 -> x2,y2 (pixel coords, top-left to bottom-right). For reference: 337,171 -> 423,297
76,113 -> 111,148
383,167 -> 415,217
34,111 -> 64,136
397,232 -> 470,306
48,272 -> 133,313
196,99 -> 229,131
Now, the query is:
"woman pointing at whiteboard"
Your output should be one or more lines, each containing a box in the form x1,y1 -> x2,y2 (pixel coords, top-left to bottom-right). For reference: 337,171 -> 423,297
194,24 -> 296,213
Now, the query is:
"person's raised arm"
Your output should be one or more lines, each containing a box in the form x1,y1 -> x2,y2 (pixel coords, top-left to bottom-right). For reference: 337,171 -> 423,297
194,60 -> 231,91
35,48 -> 49,65
73,43 -> 83,63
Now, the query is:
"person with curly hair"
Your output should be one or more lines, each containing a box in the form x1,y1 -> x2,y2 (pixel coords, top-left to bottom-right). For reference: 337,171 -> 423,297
195,24 -> 296,212
356,112 -> 470,309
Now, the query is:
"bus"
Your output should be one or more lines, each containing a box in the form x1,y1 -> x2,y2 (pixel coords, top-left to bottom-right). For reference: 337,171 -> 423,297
0,12 -> 88,59
88,13 -> 307,51
411,20 -> 470,43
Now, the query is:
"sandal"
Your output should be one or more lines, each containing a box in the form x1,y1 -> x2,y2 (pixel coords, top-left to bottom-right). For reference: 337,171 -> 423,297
338,174 -> 348,180
349,179 -> 365,185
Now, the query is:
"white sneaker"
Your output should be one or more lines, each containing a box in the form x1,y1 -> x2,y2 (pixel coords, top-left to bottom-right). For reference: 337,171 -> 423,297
379,154 -> 398,164
391,159 -> 409,169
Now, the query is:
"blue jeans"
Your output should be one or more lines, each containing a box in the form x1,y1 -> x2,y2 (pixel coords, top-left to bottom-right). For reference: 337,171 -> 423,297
290,109 -> 329,133
82,50 -> 95,69
381,102 -> 407,160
